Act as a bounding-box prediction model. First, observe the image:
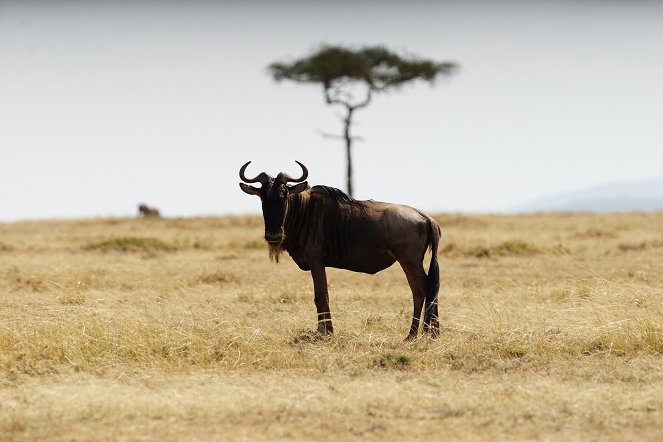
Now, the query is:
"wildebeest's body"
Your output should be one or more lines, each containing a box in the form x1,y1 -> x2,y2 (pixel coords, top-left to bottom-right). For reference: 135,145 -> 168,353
239,162 -> 441,339
138,204 -> 160,218
284,186 -> 429,275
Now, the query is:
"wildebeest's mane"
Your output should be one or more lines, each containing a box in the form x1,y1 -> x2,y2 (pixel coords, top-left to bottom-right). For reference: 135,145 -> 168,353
312,185 -> 367,209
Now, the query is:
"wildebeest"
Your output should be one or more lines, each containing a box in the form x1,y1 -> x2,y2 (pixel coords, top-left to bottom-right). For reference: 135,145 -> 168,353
138,203 -> 160,218
239,161 -> 441,339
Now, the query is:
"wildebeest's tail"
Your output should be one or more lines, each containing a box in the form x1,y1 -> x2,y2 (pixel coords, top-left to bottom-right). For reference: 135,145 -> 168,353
424,218 -> 441,326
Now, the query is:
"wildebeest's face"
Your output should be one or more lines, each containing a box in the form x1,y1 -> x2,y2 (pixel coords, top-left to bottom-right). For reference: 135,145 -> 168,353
239,161 -> 308,244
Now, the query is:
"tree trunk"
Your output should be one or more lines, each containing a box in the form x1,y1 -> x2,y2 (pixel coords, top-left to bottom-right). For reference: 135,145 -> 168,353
324,88 -> 371,199
346,141 -> 353,197
344,107 -> 354,197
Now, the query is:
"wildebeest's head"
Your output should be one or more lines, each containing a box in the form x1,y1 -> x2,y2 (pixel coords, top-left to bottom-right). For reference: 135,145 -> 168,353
239,161 -> 308,259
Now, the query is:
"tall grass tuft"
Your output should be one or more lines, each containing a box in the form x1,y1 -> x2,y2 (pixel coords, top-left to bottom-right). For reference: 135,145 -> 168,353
85,237 -> 175,253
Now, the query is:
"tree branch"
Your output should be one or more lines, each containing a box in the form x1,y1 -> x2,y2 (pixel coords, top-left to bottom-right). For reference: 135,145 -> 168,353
324,86 -> 348,106
318,130 -> 364,143
324,84 -> 373,111
318,130 -> 345,140
350,87 -> 373,111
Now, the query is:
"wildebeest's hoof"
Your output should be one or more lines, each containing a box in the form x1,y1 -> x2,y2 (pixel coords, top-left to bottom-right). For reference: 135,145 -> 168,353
317,321 -> 334,336
404,333 -> 418,342
317,328 -> 333,336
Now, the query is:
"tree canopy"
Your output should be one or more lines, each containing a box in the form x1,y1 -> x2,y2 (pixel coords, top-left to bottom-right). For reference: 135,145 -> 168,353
269,45 -> 457,92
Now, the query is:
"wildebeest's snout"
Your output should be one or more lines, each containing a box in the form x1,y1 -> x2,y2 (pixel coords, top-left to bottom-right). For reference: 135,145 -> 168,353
264,231 -> 283,243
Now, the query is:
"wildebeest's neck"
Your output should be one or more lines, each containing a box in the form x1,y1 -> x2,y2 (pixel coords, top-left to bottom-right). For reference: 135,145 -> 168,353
282,186 -> 369,261
282,188 -> 313,253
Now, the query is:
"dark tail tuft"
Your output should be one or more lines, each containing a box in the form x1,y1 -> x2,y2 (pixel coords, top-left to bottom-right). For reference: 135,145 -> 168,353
424,220 -> 441,325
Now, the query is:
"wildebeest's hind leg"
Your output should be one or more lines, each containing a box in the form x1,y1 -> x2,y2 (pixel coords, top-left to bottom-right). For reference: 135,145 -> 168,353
423,296 -> 439,337
310,262 -> 333,335
400,262 -> 426,340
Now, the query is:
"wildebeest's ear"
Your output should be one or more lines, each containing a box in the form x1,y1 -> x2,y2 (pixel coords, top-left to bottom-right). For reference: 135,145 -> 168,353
288,181 -> 308,195
239,183 -> 261,196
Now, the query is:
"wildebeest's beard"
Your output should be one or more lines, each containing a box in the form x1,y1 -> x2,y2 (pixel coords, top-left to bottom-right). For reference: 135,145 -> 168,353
268,241 -> 284,263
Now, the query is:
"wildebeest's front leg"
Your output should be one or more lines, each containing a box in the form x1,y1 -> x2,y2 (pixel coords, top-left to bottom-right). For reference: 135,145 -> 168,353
310,262 -> 333,335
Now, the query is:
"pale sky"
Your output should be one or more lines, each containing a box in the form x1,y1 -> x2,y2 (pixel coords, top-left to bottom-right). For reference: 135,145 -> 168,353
1,0 -> 662,221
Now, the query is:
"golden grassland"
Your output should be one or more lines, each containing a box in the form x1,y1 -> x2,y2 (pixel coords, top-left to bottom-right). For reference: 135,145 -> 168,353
1,212 -> 662,441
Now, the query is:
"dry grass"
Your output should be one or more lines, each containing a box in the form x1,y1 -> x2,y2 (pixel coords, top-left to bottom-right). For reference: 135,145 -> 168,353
1,213 -> 662,441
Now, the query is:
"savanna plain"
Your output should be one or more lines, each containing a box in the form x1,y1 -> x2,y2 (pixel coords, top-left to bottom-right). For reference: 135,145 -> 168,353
1,212 -> 662,441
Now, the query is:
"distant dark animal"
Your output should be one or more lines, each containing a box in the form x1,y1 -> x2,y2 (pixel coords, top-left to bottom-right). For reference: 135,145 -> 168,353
239,161 -> 441,339
138,203 -> 160,218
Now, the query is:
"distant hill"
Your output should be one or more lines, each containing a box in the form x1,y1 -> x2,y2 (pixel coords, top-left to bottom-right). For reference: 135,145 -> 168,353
517,177 -> 663,212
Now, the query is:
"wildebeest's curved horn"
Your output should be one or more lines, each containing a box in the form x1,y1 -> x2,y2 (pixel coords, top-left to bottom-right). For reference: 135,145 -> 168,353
239,161 -> 270,185
280,161 -> 309,184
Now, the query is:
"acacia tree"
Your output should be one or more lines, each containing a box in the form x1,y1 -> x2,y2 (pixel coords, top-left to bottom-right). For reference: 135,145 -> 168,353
268,45 -> 457,197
